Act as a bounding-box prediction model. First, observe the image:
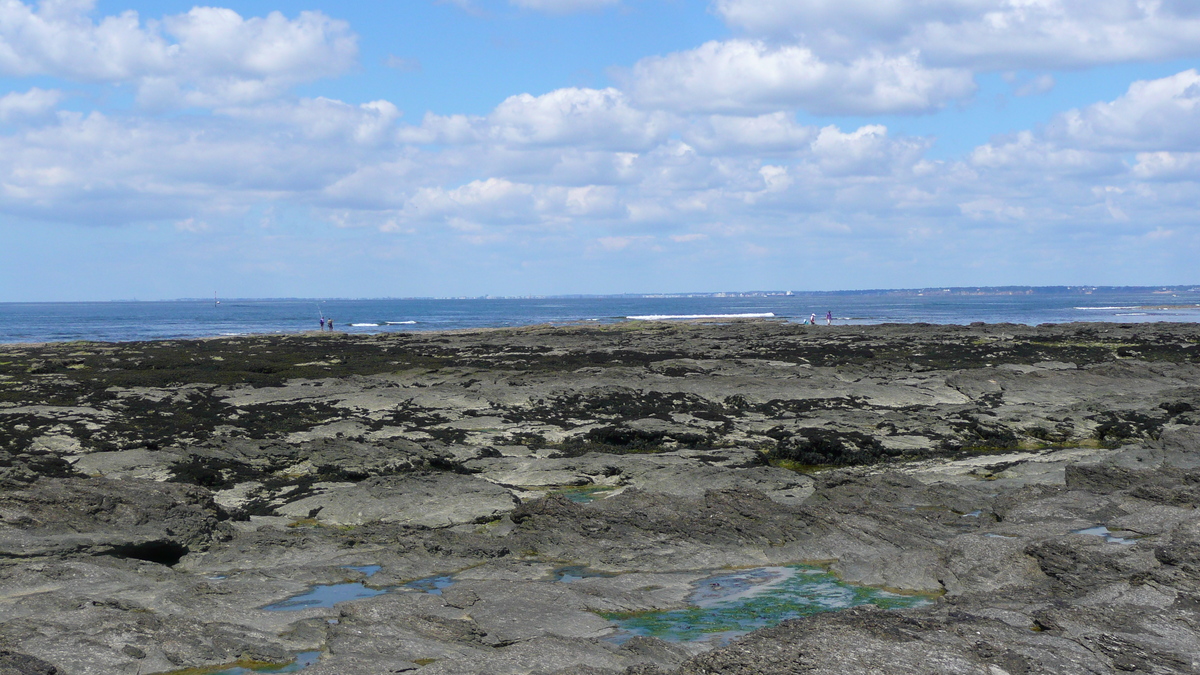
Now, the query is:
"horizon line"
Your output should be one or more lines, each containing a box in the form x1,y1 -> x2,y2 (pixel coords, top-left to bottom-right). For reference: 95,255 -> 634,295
4,284 -> 1200,304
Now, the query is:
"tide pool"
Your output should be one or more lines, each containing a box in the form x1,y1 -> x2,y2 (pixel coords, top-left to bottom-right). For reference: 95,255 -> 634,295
261,582 -> 386,611
603,565 -> 933,644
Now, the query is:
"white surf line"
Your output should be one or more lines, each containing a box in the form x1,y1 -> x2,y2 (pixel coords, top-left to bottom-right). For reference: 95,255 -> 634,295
626,313 -> 776,321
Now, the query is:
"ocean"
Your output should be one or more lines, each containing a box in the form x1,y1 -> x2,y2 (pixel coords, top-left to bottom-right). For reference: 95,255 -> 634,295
2,288 -> 1199,344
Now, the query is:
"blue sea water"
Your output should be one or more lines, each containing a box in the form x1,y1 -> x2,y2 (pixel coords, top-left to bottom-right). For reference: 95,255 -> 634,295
1,287 -> 1198,344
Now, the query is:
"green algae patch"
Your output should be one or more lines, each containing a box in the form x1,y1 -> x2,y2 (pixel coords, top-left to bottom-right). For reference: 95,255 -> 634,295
601,565 -> 932,645
545,485 -> 618,503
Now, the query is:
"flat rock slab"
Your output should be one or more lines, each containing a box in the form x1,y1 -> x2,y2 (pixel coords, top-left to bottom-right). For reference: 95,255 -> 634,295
275,472 -> 519,528
466,449 -> 814,505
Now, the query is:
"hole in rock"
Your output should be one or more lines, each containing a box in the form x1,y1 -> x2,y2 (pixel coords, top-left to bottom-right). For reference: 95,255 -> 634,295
109,540 -> 188,566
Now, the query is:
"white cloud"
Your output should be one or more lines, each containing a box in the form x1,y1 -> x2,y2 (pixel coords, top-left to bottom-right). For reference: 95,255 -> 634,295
684,113 -> 816,155
1131,152 -> 1200,181
400,178 -> 622,228
624,40 -> 974,115
969,131 -> 1121,177
712,0 -> 1200,69
0,86 -> 60,123
958,197 -> 1027,222
488,88 -> 671,149
399,87 -> 671,151
1011,73 -> 1055,97
222,97 -> 401,144
810,125 -> 929,176
2,57 -> 1199,284
0,1 -> 357,107
1045,70 -> 1200,152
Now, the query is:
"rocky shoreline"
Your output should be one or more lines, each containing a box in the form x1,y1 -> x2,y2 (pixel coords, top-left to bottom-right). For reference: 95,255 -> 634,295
1,320 -> 1198,674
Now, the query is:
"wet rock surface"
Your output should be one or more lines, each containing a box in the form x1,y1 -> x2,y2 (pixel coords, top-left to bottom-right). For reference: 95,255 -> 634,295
0,321 -> 1198,673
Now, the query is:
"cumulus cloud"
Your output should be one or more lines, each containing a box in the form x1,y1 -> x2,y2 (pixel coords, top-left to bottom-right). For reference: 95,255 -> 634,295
0,0 -> 357,107
1045,70 -> 1200,152
969,131 -> 1121,177
712,0 -> 1200,70
1132,152 -> 1200,181
810,125 -> 930,176
961,69 -> 1200,190
402,178 -> 622,228
0,86 -> 60,123
221,97 -> 401,144
3,48 -> 1199,285
624,40 -> 974,115
684,112 -> 817,155
0,105 -> 380,223
399,87 -> 673,151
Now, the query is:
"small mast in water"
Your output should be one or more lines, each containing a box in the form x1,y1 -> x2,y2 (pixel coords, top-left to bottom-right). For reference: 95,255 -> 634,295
214,292 -> 220,306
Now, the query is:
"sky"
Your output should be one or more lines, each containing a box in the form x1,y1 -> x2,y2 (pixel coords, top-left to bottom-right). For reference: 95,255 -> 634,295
1,0 -> 1199,301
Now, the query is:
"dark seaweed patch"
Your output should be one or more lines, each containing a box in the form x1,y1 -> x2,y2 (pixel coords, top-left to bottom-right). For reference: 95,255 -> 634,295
764,428 -> 895,466
947,415 -> 1020,451
1090,410 -> 1166,445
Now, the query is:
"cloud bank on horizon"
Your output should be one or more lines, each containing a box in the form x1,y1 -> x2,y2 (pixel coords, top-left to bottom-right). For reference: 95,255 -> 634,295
1,0 -> 1198,300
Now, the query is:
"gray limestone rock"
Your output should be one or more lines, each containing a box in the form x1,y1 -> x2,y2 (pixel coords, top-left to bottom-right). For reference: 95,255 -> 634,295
274,472 -> 520,528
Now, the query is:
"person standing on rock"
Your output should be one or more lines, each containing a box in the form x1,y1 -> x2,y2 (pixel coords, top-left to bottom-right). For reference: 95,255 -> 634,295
809,313 -> 817,325
328,318 -> 334,331
826,311 -> 833,326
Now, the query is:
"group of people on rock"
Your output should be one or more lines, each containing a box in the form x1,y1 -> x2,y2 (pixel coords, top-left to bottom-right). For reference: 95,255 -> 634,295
319,317 -> 334,331
807,311 -> 834,325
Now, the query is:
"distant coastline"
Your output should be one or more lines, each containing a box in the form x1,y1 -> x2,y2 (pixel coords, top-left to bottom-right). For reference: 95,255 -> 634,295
90,284 -> 1200,304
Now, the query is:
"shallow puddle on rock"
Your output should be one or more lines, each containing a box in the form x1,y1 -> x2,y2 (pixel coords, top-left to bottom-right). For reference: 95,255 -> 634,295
603,565 -> 933,645
261,566 -> 387,611
403,574 -> 455,595
187,651 -> 321,674
262,583 -> 386,611
550,486 -> 617,504
553,565 -> 618,583
1072,525 -> 1137,545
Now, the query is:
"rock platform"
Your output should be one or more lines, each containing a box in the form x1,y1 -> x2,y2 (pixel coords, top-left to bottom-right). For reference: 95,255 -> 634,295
1,320 -> 1198,673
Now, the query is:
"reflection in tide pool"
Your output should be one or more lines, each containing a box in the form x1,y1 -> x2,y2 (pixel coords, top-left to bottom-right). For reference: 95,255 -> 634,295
1072,525 -> 1138,545
604,565 -> 933,645
404,574 -> 455,595
262,583 -> 386,611
202,651 -> 321,674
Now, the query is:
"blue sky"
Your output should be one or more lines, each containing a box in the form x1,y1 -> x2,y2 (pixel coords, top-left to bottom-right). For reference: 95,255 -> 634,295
2,0 -> 1199,301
